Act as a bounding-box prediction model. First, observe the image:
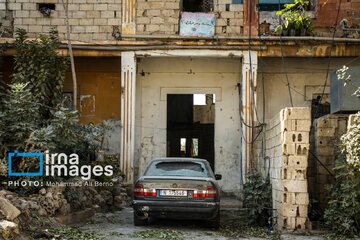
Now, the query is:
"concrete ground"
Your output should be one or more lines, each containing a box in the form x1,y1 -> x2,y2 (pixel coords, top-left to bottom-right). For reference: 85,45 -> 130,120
78,207 -> 268,240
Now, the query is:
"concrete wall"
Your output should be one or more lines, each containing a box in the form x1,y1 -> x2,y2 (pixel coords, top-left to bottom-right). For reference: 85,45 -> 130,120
135,57 -> 242,195
1,0 -> 122,40
263,107 -> 311,231
136,0 -> 244,36
256,57 -> 360,123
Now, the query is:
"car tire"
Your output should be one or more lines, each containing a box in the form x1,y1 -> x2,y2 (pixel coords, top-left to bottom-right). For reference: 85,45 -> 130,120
208,210 -> 220,229
133,211 -> 148,226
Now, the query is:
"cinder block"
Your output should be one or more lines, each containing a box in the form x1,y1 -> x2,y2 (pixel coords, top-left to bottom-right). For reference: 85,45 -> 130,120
164,2 -> 179,9
71,25 -> 86,32
151,17 -> 164,24
150,2 -> 165,8
283,204 -> 298,217
15,11 -> 29,18
295,217 -> 307,229
146,24 -> 160,32
288,156 -> 308,168
86,11 -> 101,18
79,18 -> 93,25
94,18 -> 107,25
282,108 -> 311,121
107,18 -> 121,25
107,3 -> 121,10
284,131 -> 309,144
283,180 -> 308,193
101,10 -> 114,18
220,11 -> 234,18
8,3 -> 21,10
295,193 -> 309,205
94,4 -> 108,10
137,17 -> 150,24
22,3 -> 36,10
85,26 -> 99,32
147,9 -> 160,16
73,11 -> 86,18
231,3 -> 244,11
28,25 -> 42,33
80,4 -> 94,10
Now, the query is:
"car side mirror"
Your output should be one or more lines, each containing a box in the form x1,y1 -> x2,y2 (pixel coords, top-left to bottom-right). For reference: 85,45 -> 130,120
215,174 -> 222,180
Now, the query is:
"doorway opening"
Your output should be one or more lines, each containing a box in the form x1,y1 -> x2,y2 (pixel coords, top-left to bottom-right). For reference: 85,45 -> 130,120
166,94 -> 215,170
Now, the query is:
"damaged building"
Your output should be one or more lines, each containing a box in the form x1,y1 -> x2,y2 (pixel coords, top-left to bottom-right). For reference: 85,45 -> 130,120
1,0 -> 360,231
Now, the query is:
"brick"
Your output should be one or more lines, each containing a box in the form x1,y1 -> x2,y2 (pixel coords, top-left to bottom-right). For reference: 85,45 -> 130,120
29,10 -> 42,18
283,204 -> 297,217
108,3 -> 121,10
37,18 -> 51,25
68,19 -> 80,25
220,11 -> 234,18
167,17 -> 179,24
150,1 -> 165,8
137,2 -> 150,10
231,4 -> 244,11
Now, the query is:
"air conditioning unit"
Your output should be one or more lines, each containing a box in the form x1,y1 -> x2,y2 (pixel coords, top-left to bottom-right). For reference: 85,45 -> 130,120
330,66 -> 360,114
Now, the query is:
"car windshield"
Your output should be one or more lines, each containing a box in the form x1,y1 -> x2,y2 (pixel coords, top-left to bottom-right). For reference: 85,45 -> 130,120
144,161 -> 210,177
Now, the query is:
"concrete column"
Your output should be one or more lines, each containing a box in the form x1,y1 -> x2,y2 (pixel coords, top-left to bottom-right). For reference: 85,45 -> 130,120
241,50 -> 258,178
121,52 -> 136,182
122,0 -> 136,34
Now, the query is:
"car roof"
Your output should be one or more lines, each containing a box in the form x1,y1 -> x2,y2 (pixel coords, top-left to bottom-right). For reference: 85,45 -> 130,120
150,157 -> 208,163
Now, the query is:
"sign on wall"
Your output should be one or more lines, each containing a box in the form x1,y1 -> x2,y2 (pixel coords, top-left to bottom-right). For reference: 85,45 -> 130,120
180,12 -> 216,37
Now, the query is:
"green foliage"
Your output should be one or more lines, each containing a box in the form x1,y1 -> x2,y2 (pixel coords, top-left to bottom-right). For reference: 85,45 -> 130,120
12,28 -> 69,119
1,83 -> 40,153
131,230 -> 189,240
275,0 -> 314,36
243,171 -> 272,226
324,113 -> 360,237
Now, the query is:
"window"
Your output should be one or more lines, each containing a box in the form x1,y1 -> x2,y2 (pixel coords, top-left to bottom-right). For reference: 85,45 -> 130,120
144,161 -> 211,177
183,0 -> 214,12
258,0 -> 315,11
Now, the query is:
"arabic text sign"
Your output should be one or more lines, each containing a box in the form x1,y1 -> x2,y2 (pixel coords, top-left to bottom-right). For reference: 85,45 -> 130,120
180,12 -> 216,37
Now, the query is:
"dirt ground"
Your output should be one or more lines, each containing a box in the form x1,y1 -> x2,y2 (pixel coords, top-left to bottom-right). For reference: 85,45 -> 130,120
76,207 -> 277,240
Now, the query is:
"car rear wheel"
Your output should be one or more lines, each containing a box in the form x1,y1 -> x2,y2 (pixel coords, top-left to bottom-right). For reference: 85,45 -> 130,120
208,210 -> 220,229
133,211 -> 148,226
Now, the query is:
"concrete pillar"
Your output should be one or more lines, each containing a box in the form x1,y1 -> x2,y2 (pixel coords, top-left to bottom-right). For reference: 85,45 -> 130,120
122,0 -> 136,34
241,50 -> 258,178
121,52 -> 136,182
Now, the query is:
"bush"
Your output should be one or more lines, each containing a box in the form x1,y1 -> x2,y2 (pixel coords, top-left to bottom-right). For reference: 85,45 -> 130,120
243,171 -> 272,226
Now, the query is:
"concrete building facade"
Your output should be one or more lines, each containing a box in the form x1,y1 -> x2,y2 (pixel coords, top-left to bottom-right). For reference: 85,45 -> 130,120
1,0 -> 360,231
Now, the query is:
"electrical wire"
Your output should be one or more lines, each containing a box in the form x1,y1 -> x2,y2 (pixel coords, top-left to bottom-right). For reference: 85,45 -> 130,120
317,0 -> 343,113
278,0 -> 294,107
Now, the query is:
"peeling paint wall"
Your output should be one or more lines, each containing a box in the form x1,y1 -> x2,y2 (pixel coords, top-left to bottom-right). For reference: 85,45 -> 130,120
135,57 -> 242,195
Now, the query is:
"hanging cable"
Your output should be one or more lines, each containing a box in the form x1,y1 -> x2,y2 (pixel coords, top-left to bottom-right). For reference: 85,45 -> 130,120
278,0 -> 294,107
316,0 -> 343,116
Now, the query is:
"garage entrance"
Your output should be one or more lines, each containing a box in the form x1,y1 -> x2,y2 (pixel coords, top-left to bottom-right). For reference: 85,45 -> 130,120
166,94 -> 215,170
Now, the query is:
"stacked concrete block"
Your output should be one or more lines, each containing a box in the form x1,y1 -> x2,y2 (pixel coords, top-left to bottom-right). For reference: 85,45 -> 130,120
5,0 -> 122,41
214,1 -> 244,36
312,114 -> 349,210
136,0 -> 181,35
264,107 -> 311,231
0,0 -> 14,37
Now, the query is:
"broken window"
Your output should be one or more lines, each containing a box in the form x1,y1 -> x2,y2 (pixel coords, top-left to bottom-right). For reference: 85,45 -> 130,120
182,0 -> 214,12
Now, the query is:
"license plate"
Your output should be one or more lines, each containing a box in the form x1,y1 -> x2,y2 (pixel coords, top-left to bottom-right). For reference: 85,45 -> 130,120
160,190 -> 187,197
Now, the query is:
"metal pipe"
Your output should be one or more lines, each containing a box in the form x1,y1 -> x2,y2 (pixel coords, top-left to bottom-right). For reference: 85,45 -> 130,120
58,45 -> 267,51
120,34 -> 360,43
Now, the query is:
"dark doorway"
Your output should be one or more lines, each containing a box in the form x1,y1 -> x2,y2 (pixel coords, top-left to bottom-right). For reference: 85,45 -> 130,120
166,94 -> 215,170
